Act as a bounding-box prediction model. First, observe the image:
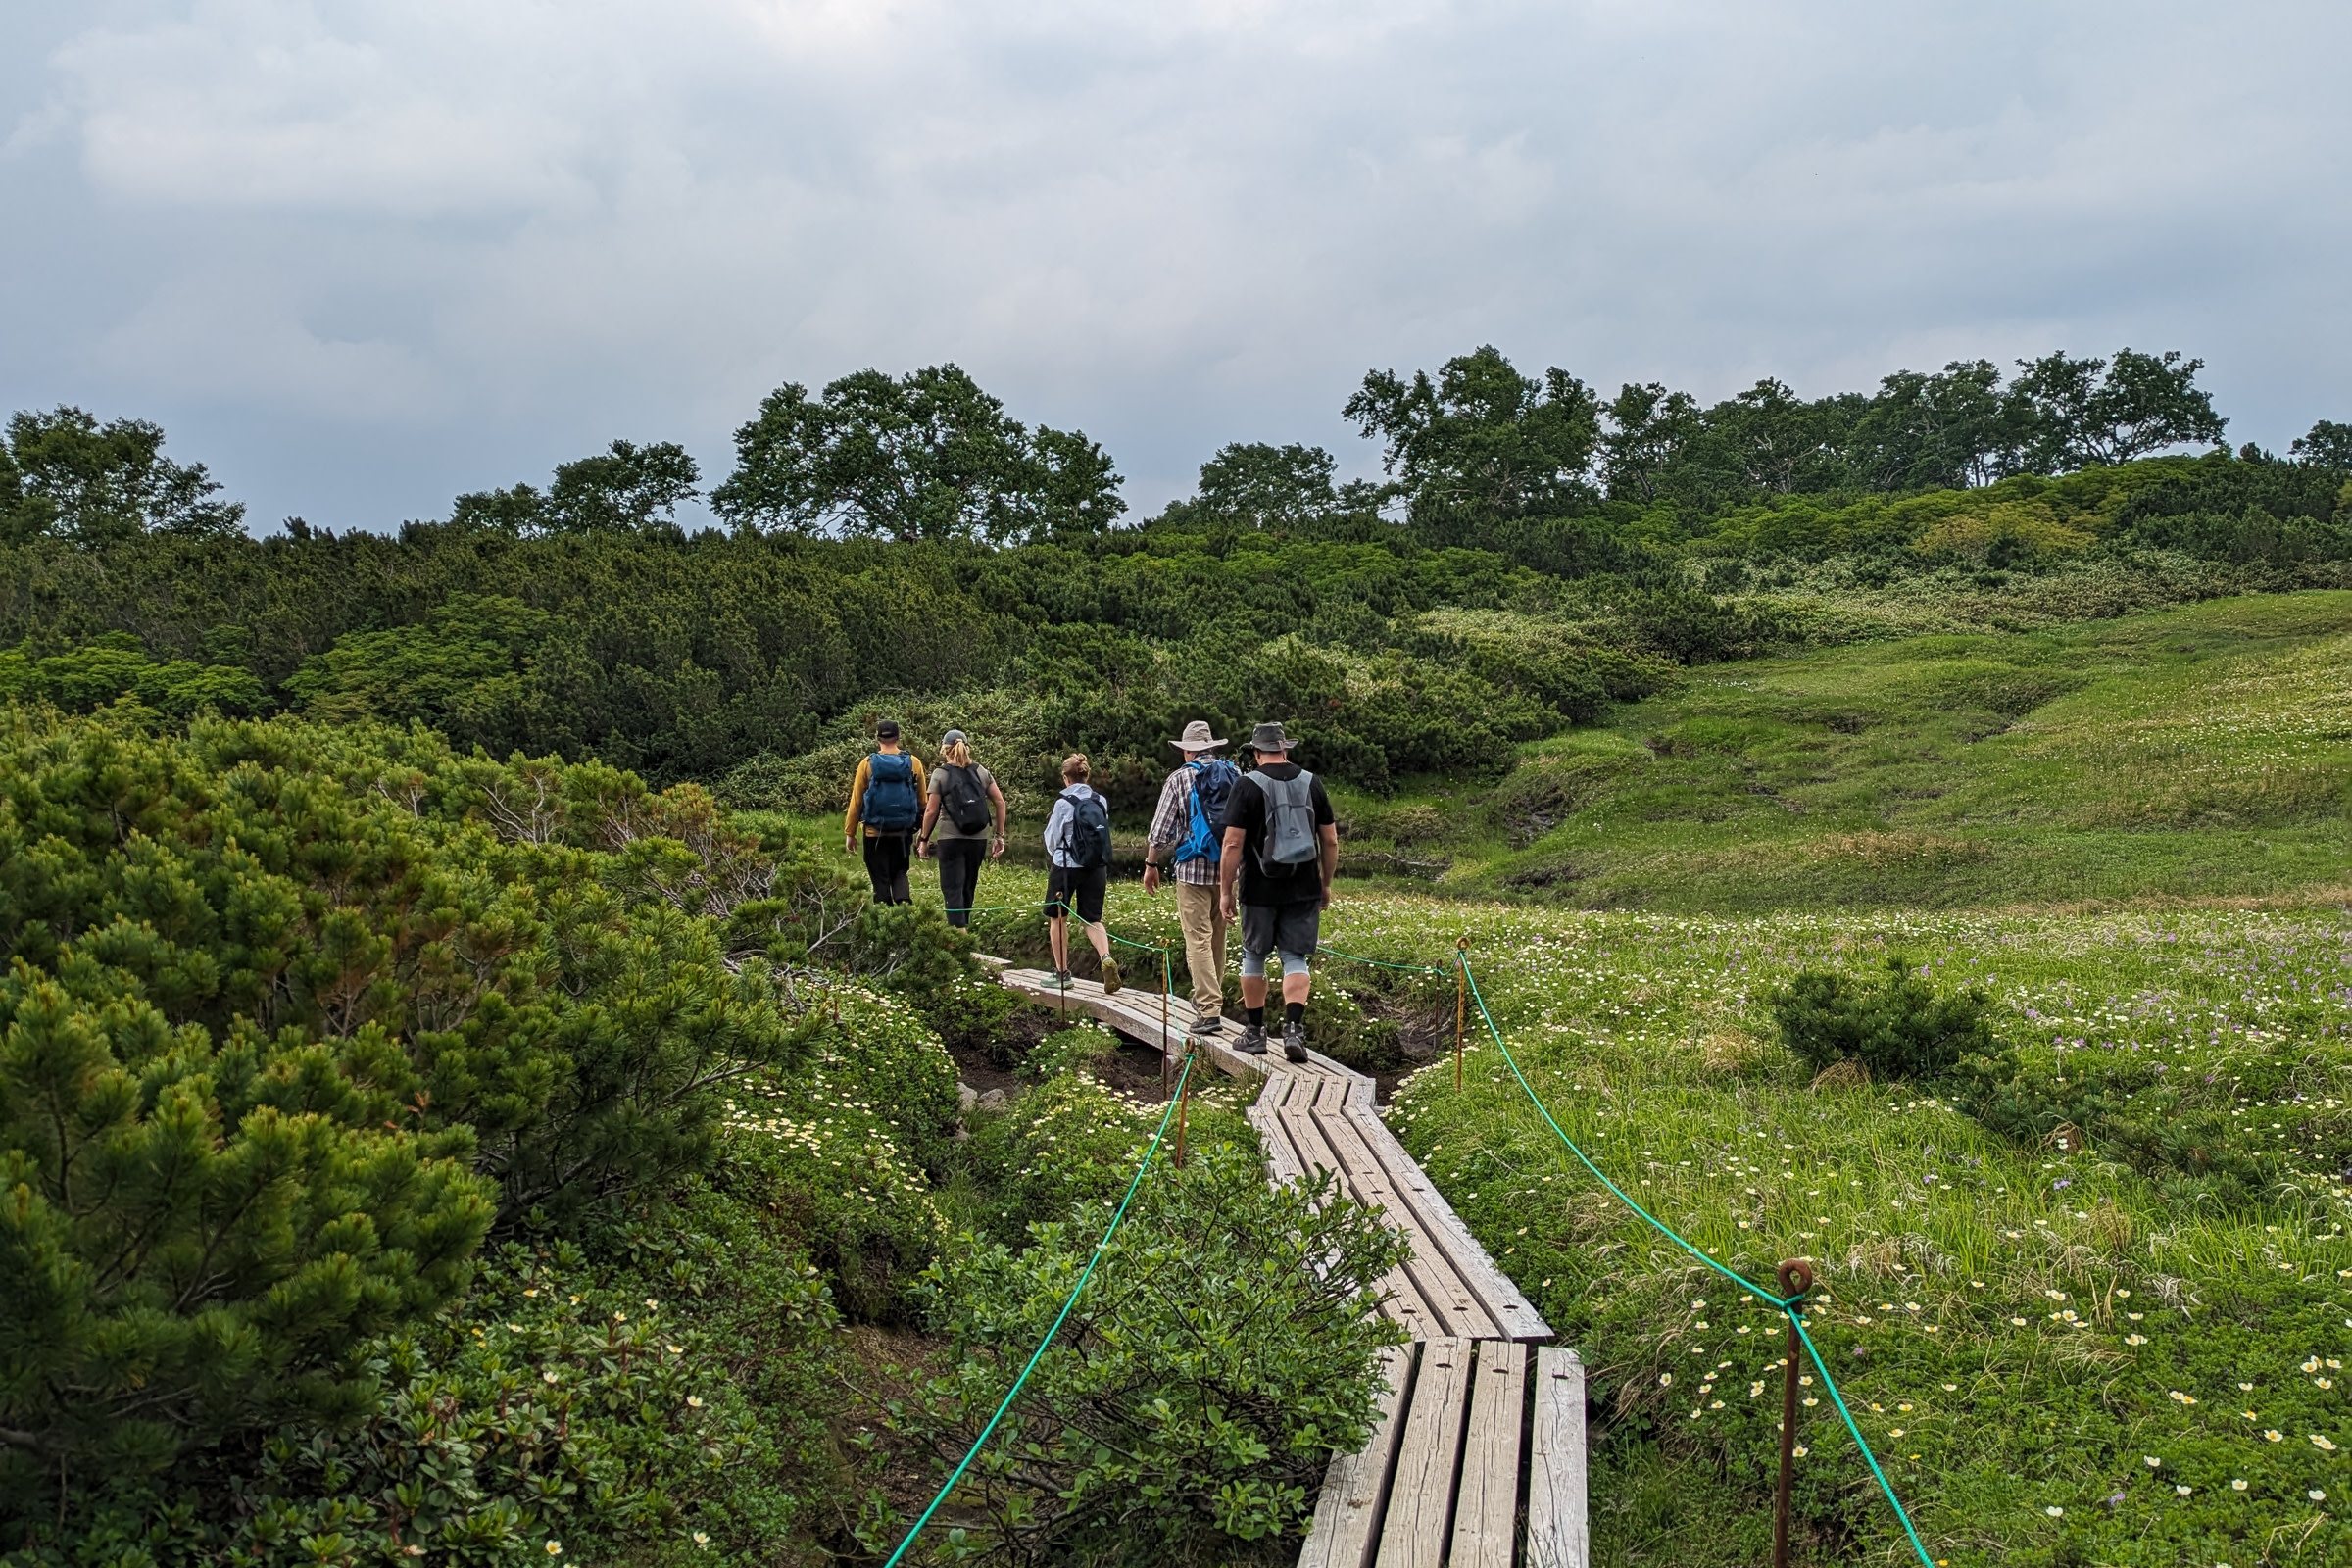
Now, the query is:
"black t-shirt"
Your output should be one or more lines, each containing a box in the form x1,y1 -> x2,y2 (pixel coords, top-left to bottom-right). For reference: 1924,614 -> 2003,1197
1224,763 -> 1335,906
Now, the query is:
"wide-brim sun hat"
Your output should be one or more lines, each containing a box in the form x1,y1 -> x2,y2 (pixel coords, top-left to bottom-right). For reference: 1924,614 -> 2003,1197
1249,721 -> 1295,752
1168,719 -> 1227,751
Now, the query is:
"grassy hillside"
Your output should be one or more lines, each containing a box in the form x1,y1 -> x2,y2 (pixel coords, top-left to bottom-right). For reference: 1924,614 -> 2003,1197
1347,890 -> 2352,1568
819,859 -> 2352,1567
1338,591 -> 2352,911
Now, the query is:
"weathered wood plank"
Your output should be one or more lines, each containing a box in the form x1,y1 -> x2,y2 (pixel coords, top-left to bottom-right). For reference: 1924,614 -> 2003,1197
1276,1104 -> 1445,1336
1289,1107 -> 1504,1341
1296,1342 -> 1418,1568
1527,1347 -> 1590,1568
1344,1102 -> 1553,1342
1373,1337 -> 1473,1568
1249,1098 -> 1309,1185
1447,1340 -> 1527,1568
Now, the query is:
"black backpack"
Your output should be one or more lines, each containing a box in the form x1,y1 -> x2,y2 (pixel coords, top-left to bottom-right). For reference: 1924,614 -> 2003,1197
940,764 -> 991,835
1058,789 -> 1112,871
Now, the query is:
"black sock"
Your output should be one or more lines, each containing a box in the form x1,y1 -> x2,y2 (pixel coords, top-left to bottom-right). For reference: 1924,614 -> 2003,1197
1285,1001 -> 1305,1026
1247,1005 -> 1265,1027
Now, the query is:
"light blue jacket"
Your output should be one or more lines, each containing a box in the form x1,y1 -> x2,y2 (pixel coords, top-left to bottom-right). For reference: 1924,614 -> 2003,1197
1042,784 -> 1106,869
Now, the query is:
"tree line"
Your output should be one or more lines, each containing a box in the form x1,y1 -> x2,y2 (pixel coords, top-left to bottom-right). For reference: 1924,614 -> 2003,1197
3,346 -> 2347,804
10,346 -> 2346,554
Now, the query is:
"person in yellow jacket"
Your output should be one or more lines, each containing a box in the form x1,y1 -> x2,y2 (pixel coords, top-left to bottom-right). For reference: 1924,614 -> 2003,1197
843,719 -> 926,904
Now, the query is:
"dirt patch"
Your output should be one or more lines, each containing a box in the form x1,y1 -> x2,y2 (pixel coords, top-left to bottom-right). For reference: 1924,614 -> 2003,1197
946,1036 -> 1026,1099
1096,1032 -> 1187,1102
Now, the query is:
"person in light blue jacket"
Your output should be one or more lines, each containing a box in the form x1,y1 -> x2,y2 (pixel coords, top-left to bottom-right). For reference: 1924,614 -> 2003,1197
1041,753 -> 1119,992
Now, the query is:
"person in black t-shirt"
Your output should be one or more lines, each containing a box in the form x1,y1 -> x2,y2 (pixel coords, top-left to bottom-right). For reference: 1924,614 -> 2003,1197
1217,721 -> 1338,1062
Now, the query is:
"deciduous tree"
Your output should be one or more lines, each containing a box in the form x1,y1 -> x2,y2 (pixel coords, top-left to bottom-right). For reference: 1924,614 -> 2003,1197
2007,348 -> 2228,470
1344,346 -> 1600,541
1,407 -> 245,546
711,365 -> 1122,544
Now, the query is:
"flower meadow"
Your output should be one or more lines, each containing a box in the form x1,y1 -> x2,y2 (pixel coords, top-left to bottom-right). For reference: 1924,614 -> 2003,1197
1308,890 -> 2352,1567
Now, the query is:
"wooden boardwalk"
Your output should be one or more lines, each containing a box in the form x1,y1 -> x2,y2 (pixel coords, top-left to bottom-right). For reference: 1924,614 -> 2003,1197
992,964 -> 1589,1568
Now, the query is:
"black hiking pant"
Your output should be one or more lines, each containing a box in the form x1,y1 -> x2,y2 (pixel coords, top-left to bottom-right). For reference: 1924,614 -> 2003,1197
937,838 -> 986,926
862,832 -> 913,905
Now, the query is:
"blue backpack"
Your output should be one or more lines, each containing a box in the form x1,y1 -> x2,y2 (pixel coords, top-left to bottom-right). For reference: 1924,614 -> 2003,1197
1058,788 -> 1112,871
1174,758 -> 1240,864
861,752 -> 921,831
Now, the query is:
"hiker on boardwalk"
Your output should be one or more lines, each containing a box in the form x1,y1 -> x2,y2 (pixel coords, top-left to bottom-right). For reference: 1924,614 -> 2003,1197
915,728 -> 1007,927
1142,719 -> 1239,1038
844,719 -> 926,905
1042,753 -> 1120,993
1218,721 -> 1338,1061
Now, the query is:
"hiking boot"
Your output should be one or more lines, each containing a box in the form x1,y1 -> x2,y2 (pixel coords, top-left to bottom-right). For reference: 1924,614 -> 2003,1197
1237,1023 -> 1267,1055
1100,956 -> 1122,995
1190,1013 -> 1226,1037
1051,969 -> 1072,987
1283,1021 -> 1309,1063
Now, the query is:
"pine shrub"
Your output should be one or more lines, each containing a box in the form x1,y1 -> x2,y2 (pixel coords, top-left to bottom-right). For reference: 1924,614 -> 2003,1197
1767,953 -> 1998,1081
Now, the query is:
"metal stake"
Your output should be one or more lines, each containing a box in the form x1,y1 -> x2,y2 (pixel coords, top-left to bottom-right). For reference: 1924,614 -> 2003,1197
1454,937 -> 1469,1091
1774,1259 -> 1815,1568
1175,1050 -> 1192,1168
1160,948 -> 1173,1101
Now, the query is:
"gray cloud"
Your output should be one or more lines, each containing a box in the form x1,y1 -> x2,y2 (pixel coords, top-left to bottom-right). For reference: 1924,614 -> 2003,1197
3,0 -> 2347,530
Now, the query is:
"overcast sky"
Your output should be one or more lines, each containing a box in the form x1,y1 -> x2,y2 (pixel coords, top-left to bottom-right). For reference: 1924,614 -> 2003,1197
4,0 -> 2348,532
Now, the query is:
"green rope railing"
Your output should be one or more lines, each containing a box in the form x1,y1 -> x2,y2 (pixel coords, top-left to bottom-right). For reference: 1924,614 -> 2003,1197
880,1051 -> 1196,1568
1458,956 -> 1936,1568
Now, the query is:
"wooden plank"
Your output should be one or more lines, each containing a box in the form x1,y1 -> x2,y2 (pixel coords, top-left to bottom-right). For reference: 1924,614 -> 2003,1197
1289,1106 -> 1504,1341
1447,1340 -> 1528,1568
1373,1337 -> 1473,1568
1250,1099 -> 1309,1185
1275,1106 -> 1440,1335
1276,1105 -> 1455,1338
1343,1103 -> 1553,1342
1527,1347 -> 1590,1568
1297,1342 -> 1419,1568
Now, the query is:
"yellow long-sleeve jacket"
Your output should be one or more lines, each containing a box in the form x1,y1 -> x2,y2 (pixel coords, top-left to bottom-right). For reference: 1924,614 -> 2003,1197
844,751 -> 928,837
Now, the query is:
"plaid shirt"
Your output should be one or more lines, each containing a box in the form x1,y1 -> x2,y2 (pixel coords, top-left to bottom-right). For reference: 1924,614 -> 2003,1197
1144,766 -> 1221,886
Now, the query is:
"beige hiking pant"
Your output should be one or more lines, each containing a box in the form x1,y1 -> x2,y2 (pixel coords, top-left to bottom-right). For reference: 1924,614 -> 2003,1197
1174,879 -> 1230,1022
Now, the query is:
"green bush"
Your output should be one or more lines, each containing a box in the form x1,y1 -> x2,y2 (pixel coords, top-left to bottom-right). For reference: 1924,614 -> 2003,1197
808,987 -> 964,1175
43,1214 -> 845,1568
957,1071 -> 1162,1247
1766,954 -> 1998,1081
888,1144 -> 1409,1565
1019,1021 -> 1118,1081
0,632 -> 268,717
0,711 -> 826,1519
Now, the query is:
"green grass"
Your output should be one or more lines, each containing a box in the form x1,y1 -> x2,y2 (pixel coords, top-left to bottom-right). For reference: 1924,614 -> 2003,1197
1310,891 -> 2352,1567
1337,590 -> 2352,911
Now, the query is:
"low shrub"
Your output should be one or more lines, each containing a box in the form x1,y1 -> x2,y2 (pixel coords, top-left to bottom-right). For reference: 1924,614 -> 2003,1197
1767,954 -> 1999,1081
957,1071 -> 1163,1247
919,972 -> 1032,1066
25,1212 -> 844,1568
1020,1021 -> 1120,1082
886,1144 -> 1409,1565
809,987 -> 965,1174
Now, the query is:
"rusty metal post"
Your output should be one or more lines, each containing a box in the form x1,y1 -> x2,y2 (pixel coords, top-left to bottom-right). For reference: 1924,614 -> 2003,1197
1175,1049 -> 1192,1168
1774,1259 -> 1815,1568
1160,948 -> 1173,1102
1454,937 -> 1469,1091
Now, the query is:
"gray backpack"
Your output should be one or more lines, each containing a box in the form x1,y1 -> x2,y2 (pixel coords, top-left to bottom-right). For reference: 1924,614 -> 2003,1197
1246,769 -> 1320,869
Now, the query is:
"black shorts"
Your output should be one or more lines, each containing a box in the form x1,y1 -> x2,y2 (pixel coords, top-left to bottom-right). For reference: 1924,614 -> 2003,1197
1239,902 -> 1320,971
1046,863 -> 1107,924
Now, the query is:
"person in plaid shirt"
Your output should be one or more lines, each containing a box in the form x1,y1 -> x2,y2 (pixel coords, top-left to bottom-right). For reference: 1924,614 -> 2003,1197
1141,719 -> 1238,1038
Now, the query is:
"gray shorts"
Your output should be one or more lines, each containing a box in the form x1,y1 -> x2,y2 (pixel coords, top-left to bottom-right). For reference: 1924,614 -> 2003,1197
1239,902 -> 1319,978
